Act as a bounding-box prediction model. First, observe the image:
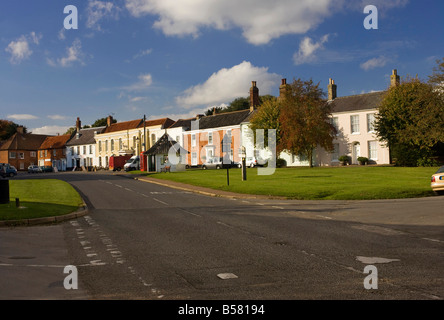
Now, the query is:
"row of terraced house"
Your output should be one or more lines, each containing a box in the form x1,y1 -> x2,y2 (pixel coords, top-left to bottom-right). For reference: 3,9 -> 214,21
1,70 -> 401,172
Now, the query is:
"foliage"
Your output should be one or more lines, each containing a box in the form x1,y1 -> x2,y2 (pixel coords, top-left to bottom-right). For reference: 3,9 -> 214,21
248,97 -> 281,149
92,117 -> 116,127
338,155 -> 350,164
278,78 -> 336,167
428,57 -> 444,86
375,77 -> 444,166
0,120 -> 26,141
204,95 -> 276,116
357,157 -> 368,164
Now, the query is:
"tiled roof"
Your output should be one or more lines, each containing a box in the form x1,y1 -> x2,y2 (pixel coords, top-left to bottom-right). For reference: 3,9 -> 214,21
102,119 -> 143,134
0,132 -> 50,151
168,118 -> 194,130
39,134 -> 73,150
66,126 -> 105,146
330,91 -> 385,113
139,118 -> 176,129
194,109 -> 252,130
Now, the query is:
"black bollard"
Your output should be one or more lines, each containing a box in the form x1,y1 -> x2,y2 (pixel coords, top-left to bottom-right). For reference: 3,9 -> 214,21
0,179 -> 10,204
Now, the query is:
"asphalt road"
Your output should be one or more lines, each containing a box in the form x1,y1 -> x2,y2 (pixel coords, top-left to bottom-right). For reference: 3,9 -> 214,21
1,171 -> 443,301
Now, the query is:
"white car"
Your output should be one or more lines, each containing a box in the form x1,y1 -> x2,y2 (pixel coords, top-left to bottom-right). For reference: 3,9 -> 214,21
431,166 -> 444,195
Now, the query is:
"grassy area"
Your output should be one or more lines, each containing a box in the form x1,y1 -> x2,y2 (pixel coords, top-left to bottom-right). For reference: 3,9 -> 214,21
142,166 -> 438,200
0,179 -> 84,221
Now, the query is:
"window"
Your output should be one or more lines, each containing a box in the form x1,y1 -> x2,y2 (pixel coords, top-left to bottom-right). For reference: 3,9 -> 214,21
331,143 -> 340,161
19,152 -> 24,159
45,150 -> 48,157
367,113 -> 376,132
208,132 -> 213,144
53,149 -> 56,156
30,151 -> 36,158
368,141 -> 378,160
77,146 -> 80,155
111,139 -> 114,151
83,146 -> 87,154
191,134 -> 196,147
98,141 -> 102,153
9,152 -> 16,159
119,138 -> 122,151
89,145 -> 92,154
134,136 -> 137,148
331,117 -> 339,134
99,157 -> 102,167
20,162 -> 24,170
105,140 -> 108,152
351,115 -> 360,134
40,150 -> 43,158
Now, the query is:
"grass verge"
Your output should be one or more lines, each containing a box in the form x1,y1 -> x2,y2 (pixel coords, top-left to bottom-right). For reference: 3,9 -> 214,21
141,166 -> 438,200
0,179 -> 84,221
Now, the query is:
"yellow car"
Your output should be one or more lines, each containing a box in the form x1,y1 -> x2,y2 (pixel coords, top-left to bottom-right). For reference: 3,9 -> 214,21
431,166 -> 444,195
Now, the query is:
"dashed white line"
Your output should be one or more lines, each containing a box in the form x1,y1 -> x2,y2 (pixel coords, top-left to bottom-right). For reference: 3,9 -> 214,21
153,198 -> 168,205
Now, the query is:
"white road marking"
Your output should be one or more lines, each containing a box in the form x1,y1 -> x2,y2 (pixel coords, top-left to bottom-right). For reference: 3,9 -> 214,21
153,198 -> 168,205
217,273 -> 238,280
272,206 -> 284,209
356,256 -> 400,264
422,238 -> 444,244
115,184 -> 123,188
125,188 -> 133,192
316,215 -> 333,220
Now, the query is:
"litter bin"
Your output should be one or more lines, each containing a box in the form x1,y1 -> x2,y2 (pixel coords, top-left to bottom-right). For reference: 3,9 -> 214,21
0,179 -> 10,204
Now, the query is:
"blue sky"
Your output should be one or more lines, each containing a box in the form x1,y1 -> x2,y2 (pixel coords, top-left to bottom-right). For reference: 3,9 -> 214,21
1,0 -> 443,134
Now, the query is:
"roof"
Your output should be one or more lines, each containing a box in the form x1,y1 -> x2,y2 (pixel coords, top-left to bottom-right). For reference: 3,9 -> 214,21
66,126 -> 105,146
139,118 -> 176,129
102,119 -> 143,134
194,109 -> 252,130
167,118 -> 194,130
39,134 -> 73,150
0,132 -> 50,151
330,91 -> 385,113
144,133 -> 189,155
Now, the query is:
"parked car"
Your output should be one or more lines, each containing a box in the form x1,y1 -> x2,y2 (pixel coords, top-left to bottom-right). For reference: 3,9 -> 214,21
245,156 -> 260,168
28,165 -> 43,173
40,166 -> 53,172
202,157 -> 240,170
0,163 -> 12,178
5,166 -> 17,177
431,166 -> 444,195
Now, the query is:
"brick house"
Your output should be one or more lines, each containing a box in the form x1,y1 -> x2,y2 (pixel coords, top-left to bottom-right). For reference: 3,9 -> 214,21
38,133 -> 73,171
0,126 -> 49,171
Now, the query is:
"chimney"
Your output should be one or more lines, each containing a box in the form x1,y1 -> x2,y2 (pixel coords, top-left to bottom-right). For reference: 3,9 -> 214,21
250,81 -> 259,112
76,117 -> 81,133
107,115 -> 113,127
390,69 -> 400,87
328,78 -> 337,100
195,114 -> 204,120
279,78 -> 288,101
16,126 -> 24,134
213,107 -> 216,116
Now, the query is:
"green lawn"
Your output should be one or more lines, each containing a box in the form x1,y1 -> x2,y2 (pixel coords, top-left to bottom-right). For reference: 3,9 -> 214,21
0,179 -> 84,221
143,166 -> 438,200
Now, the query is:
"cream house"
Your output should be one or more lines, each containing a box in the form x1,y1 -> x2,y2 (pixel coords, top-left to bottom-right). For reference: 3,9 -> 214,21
94,116 -> 174,168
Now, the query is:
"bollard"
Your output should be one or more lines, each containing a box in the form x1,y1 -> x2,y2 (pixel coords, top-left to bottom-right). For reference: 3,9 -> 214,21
0,179 -> 10,204
16,198 -> 20,208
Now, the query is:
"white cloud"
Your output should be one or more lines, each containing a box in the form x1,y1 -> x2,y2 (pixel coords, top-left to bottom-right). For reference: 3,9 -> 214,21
47,39 -> 85,67
121,73 -> 153,91
30,125 -> 70,135
86,0 -> 121,31
360,56 -> 389,70
7,114 -> 39,120
176,61 -> 281,108
147,107 -> 210,121
293,34 -> 330,65
125,0 -> 336,45
129,96 -> 148,102
58,28 -> 66,40
47,115 -> 69,121
5,32 -> 42,64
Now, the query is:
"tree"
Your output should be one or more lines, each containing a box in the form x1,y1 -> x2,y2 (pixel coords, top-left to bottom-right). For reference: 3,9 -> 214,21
64,127 -> 76,135
205,95 -> 278,116
0,120 -> 26,141
278,78 -> 336,167
428,57 -> 444,86
375,76 -> 444,166
91,117 -> 116,127
248,97 -> 281,149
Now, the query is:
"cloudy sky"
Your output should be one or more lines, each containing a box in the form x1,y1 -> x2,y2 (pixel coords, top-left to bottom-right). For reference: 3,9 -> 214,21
1,0 -> 442,134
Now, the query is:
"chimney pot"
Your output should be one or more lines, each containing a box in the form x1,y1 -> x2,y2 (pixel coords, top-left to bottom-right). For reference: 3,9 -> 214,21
390,69 -> 400,87
250,80 -> 259,111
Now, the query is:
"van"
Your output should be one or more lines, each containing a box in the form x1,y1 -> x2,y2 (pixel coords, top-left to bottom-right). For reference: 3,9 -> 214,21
124,155 -> 140,171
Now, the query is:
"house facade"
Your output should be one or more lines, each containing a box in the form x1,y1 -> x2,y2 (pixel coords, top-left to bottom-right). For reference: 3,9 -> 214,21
0,126 -> 49,171
66,117 -> 105,170
94,116 -> 174,169
38,133 -> 73,171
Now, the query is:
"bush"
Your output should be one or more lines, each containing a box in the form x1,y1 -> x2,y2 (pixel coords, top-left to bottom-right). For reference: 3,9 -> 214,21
357,157 -> 369,165
338,155 -> 350,165
417,157 -> 439,167
276,158 -> 287,168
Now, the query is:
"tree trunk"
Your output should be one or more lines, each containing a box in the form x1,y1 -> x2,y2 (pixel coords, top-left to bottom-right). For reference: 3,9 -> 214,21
308,148 -> 313,168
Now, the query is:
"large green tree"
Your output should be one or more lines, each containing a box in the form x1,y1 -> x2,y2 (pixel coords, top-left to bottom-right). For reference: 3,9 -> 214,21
375,77 -> 444,166
278,78 -> 336,167
428,57 -> 444,86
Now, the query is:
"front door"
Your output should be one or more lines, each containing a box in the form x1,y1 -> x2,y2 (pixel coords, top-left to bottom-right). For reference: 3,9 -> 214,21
352,143 -> 361,164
